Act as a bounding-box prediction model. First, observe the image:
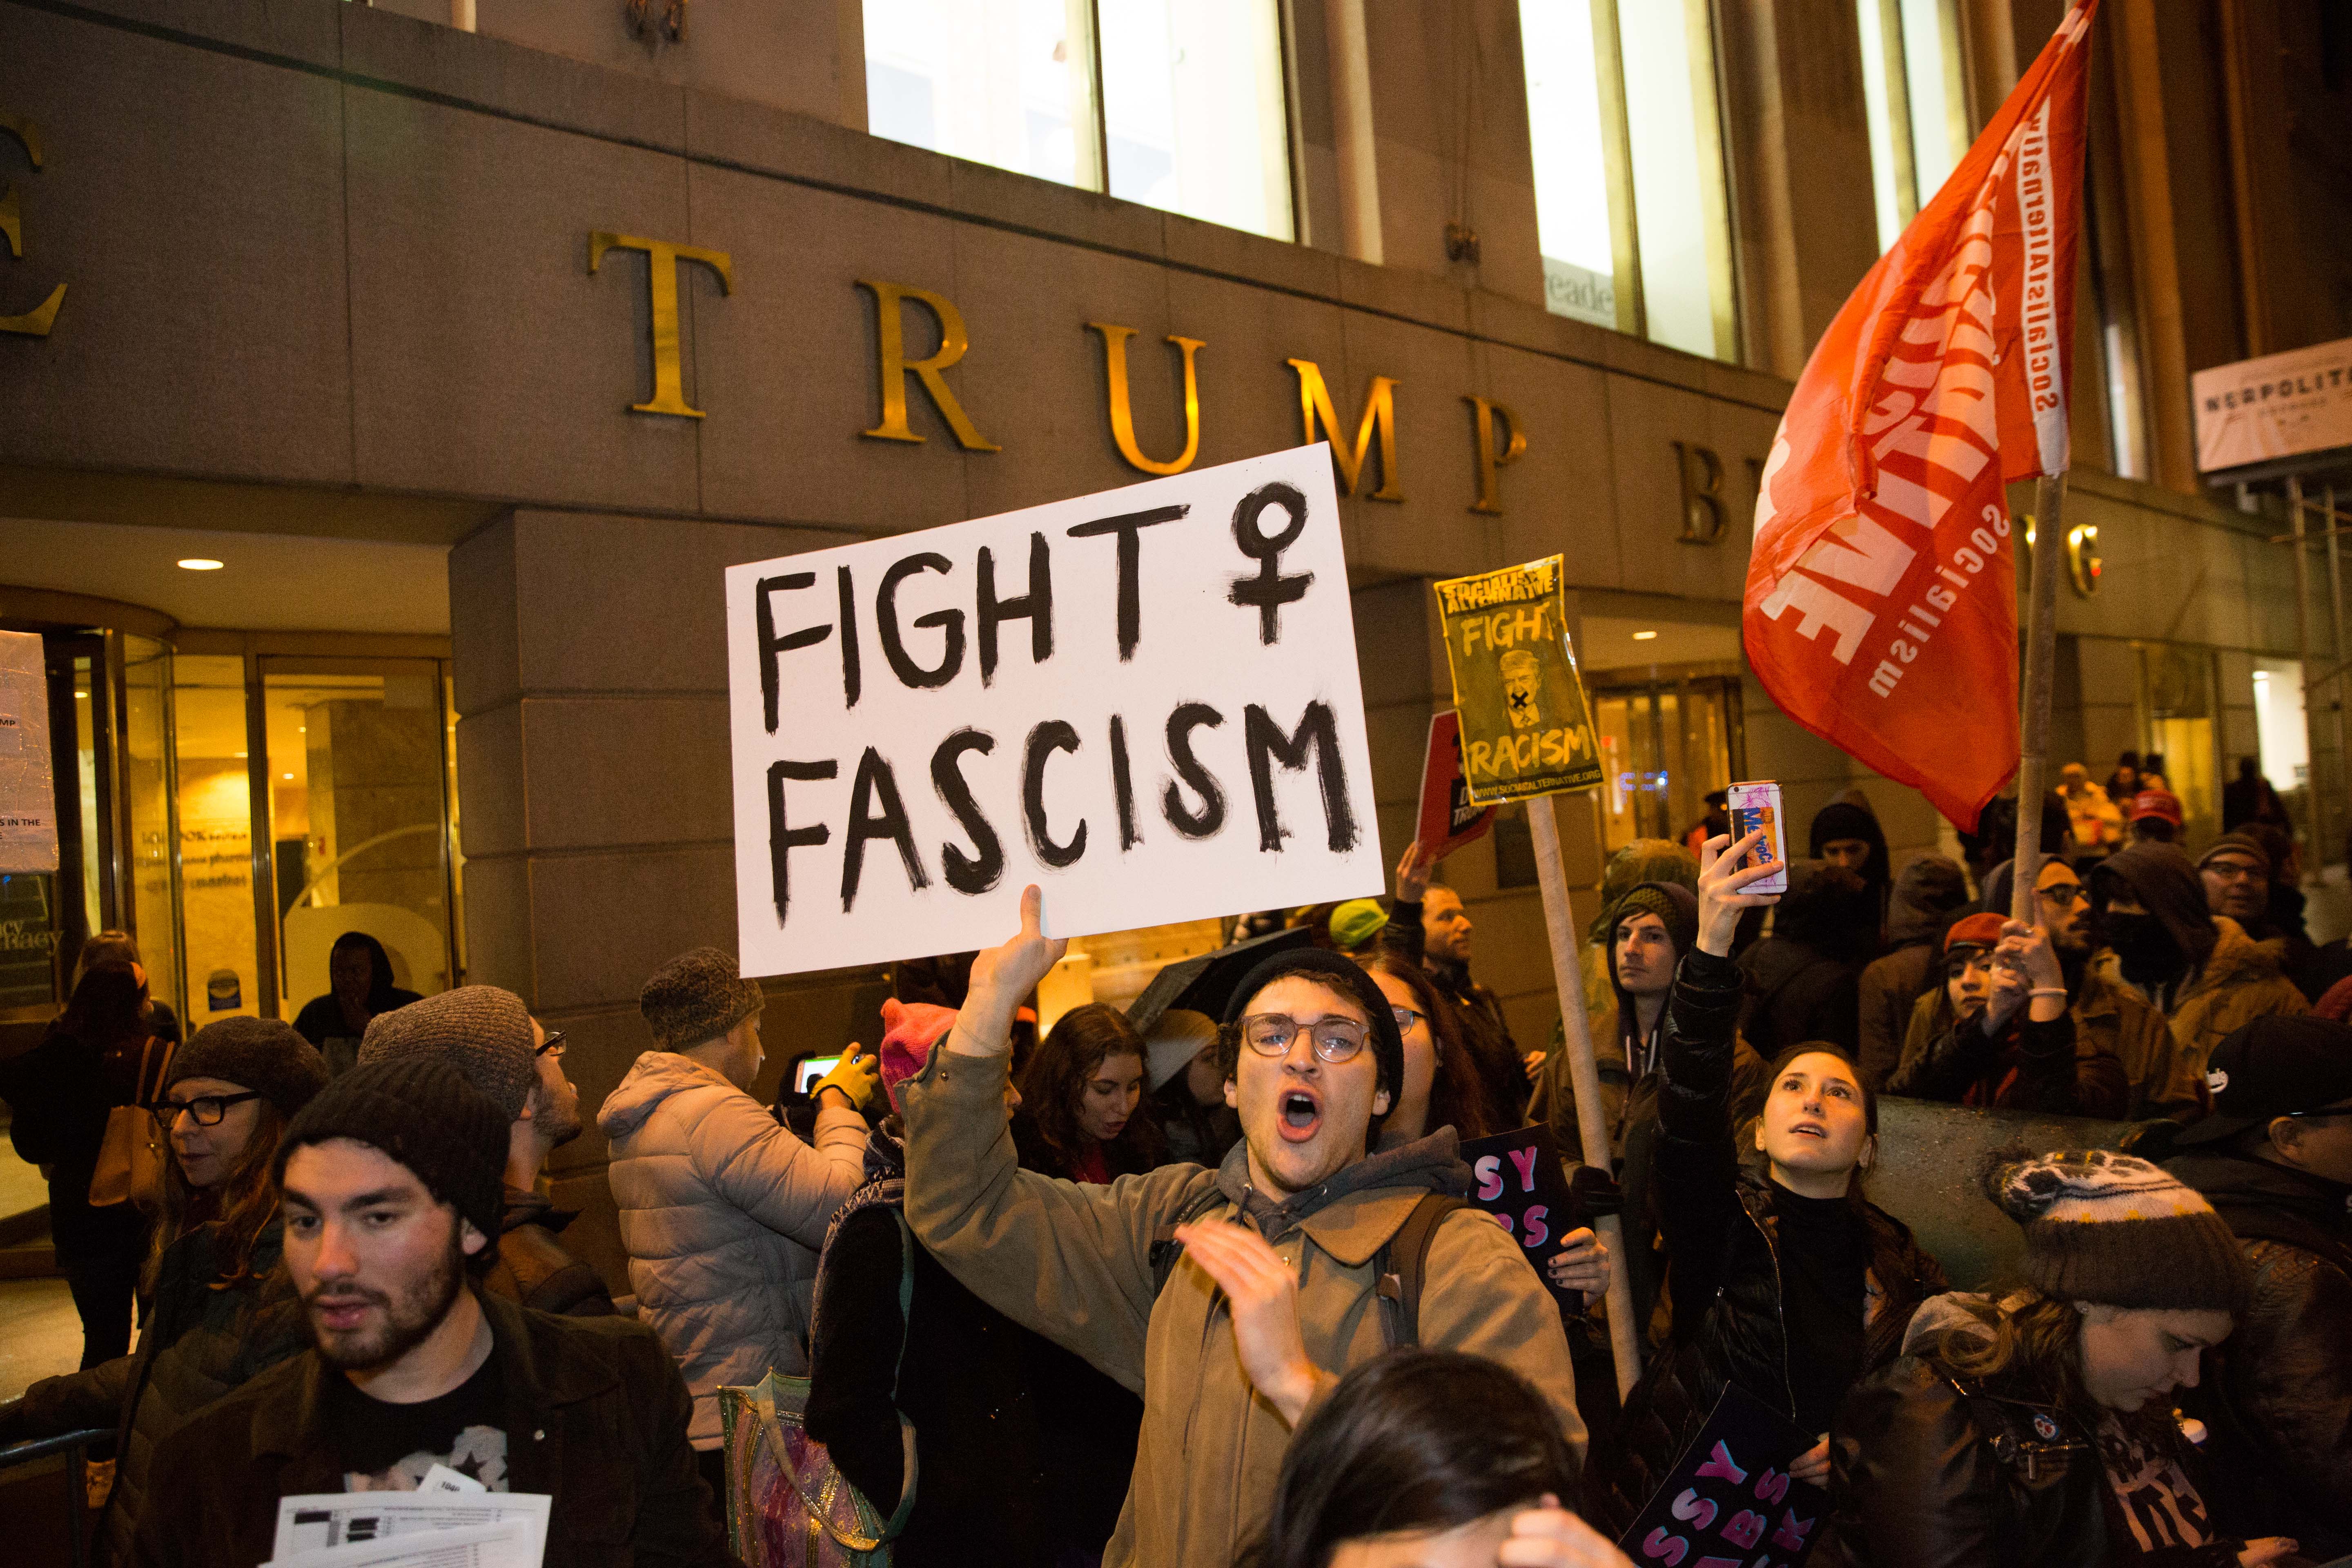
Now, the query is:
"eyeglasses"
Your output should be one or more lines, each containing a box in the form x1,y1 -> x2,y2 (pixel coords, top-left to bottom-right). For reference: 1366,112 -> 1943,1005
535,1030 -> 567,1060
2283,1106 -> 2352,1123
150,1091 -> 263,1127
1239,1013 -> 1370,1064
2202,860 -> 2265,882
2039,883 -> 2087,905
1390,1005 -> 1426,1035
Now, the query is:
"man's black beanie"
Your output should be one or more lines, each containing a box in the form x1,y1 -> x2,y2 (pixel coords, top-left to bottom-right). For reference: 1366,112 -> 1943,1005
1222,947 -> 1405,1101
276,1055 -> 508,1246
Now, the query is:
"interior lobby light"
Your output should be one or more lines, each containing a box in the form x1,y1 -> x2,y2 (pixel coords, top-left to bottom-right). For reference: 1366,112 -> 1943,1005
177,557 -> 224,570
1632,629 -> 1659,641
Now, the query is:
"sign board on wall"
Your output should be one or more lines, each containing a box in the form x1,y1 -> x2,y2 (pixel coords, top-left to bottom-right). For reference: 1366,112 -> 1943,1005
2192,336 -> 2352,474
725,446 -> 1384,977
0,630 -> 58,874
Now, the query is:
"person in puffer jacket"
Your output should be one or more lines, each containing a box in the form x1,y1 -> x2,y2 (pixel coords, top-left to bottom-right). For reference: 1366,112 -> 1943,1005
599,946 -> 881,1477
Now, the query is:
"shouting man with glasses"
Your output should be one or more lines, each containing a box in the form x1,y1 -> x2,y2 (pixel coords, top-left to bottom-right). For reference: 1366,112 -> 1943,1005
901,888 -> 1584,1568
358,985 -> 612,1318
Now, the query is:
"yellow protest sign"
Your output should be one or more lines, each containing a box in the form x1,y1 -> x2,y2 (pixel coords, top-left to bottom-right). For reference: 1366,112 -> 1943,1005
1433,556 -> 1602,802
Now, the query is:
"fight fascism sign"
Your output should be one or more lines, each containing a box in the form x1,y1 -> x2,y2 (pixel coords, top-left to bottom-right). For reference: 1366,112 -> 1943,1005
726,445 -> 1384,976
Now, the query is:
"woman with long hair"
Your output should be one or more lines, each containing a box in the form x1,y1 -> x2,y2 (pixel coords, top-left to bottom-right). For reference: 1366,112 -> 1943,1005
1240,1350 -> 1628,1568
0,961 -> 155,1367
1013,1003 -> 1167,1182
1361,949 -> 1493,1144
1824,1151 -> 2294,1567
0,1017 -> 326,1563
1586,829 -> 1949,1533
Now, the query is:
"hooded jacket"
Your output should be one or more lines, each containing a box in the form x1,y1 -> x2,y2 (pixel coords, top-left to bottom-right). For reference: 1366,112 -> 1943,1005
899,1042 -> 1582,1568
2166,1148 -> 2352,1555
1736,862 -> 1873,1060
1587,949 -> 1947,1534
1810,796 -> 1891,913
1855,856 -> 1969,1089
597,1049 -> 867,1445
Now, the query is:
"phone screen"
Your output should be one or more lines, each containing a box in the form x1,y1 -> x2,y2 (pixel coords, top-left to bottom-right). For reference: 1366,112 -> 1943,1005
794,1055 -> 842,1095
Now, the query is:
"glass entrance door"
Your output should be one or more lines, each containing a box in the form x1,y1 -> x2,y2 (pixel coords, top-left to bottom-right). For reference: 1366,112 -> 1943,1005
1591,675 -> 1744,852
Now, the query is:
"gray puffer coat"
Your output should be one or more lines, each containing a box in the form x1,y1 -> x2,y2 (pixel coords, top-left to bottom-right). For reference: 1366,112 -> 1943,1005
598,1050 -> 867,1446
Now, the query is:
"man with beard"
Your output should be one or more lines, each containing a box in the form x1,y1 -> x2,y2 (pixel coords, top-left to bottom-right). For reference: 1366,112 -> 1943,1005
2089,842 -> 2309,1116
1385,844 -> 1530,1132
131,1056 -> 728,1568
360,985 -> 612,1316
901,887 -> 1584,1568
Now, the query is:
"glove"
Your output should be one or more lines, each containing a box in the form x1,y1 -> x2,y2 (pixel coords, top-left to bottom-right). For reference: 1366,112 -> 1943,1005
813,1048 -> 882,1115
1565,1163 -> 1624,1221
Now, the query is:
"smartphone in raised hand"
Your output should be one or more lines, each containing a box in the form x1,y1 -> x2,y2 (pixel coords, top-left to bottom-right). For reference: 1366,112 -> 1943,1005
1726,781 -> 1789,895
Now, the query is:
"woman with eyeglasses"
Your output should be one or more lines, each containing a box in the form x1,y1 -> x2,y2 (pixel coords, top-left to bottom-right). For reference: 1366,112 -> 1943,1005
0,1017 -> 326,1564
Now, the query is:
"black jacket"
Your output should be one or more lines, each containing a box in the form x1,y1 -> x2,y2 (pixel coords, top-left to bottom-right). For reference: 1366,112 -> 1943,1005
2167,1148 -> 2352,1555
131,1289 -> 733,1568
487,1186 -> 617,1318
0,1020 -> 149,1267
1588,949 -> 1945,1533
805,1129 -> 1141,1568
1385,895 -> 1529,1134
14,1215 -> 310,1564
1737,936 -> 1863,1060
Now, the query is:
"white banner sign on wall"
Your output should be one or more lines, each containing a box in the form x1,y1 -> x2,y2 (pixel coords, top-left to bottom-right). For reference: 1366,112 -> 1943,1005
2192,335 -> 2352,474
0,629 -> 59,873
726,445 -> 1383,977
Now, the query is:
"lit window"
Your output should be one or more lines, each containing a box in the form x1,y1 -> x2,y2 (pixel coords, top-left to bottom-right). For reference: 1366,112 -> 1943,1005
1857,0 -> 1967,252
864,0 -> 1294,242
1518,0 -> 1739,361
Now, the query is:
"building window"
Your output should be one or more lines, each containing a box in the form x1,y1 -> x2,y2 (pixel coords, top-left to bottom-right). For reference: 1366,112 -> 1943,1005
863,0 -> 1294,242
1855,0 -> 1968,252
1517,0 -> 1739,361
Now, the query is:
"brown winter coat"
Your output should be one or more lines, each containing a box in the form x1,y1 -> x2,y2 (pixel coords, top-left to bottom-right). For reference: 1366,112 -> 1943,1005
2093,918 -> 2308,1107
901,1043 -> 1583,1568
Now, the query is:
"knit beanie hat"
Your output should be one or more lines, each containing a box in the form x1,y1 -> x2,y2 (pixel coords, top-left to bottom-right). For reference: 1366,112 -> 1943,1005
278,1055 -> 508,1245
170,1016 -> 327,1119
641,947 -> 766,1052
2196,832 -> 2272,880
1327,899 -> 1390,954
1982,1149 -> 2250,1314
876,998 -> 958,1114
1608,881 -> 1697,960
1223,947 -> 1404,1103
358,985 -> 536,1120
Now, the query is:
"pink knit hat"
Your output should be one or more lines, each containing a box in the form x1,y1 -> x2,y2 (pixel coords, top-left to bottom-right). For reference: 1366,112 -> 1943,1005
878,998 -> 959,1113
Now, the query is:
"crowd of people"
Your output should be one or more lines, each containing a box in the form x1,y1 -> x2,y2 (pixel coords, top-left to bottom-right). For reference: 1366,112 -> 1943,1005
0,757 -> 2347,1568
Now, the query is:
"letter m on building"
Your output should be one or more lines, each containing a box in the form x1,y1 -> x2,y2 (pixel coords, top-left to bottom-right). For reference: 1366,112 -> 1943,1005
1287,359 -> 1403,501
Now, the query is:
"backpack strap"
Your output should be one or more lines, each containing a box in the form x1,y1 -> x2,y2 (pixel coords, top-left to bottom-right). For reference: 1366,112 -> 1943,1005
1375,1193 -> 1468,1349
1147,1180 -> 1234,1296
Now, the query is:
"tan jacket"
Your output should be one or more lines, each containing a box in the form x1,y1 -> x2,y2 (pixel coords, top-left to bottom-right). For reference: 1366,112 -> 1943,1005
901,1045 -> 1583,1568
2094,919 -> 2310,1101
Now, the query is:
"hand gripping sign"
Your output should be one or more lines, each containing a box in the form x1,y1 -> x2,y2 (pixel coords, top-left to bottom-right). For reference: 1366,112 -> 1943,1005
1432,557 -> 1602,804
726,446 -> 1384,977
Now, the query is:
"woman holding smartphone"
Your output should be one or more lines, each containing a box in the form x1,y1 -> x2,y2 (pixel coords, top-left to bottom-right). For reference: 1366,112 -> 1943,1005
1586,829 -> 1949,1533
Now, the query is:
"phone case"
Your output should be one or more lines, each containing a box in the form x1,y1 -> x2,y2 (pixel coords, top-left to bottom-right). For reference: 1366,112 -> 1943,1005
1726,780 -> 1788,895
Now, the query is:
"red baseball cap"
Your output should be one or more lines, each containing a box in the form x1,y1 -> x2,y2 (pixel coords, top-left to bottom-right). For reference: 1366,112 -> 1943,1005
2129,788 -> 2185,828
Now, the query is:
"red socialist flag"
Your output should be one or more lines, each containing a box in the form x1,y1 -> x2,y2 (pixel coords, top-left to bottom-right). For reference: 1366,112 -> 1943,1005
1744,2 -> 2097,829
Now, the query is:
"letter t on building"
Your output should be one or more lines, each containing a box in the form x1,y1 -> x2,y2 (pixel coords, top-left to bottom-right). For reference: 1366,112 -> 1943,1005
589,231 -> 734,418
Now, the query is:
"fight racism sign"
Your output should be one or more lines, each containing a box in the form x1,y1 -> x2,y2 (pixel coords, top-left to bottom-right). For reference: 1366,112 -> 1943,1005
1743,2 -> 2096,830
725,445 -> 1383,976
1434,556 -> 1602,804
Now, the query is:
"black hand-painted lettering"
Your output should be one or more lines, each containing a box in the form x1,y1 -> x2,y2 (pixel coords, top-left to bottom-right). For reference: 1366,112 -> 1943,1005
978,531 -> 1054,685
1066,504 -> 1187,661
1162,703 -> 1227,839
1022,720 -> 1087,869
755,573 -> 828,734
878,552 -> 966,690
1243,701 -> 1361,853
836,564 -> 862,709
766,758 -> 839,926
840,747 -> 930,913
1109,715 -> 1140,851
1226,482 -> 1314,645
930,728 -> 1004,895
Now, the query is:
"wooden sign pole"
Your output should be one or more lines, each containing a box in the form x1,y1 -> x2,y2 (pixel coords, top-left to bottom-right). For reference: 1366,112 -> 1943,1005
1527,792 -> 1643,1399
2010,472 -> 2068,920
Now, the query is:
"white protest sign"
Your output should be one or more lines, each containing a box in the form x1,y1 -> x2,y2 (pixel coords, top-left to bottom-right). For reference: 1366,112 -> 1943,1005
726,445 -> 1383,976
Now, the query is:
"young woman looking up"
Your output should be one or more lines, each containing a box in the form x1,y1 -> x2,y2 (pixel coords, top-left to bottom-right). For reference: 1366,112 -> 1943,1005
1585,829 -> 1949,1534
0,1018 -> 327,1564
1241,1350 -> 1628,1568
1825,1151 -> 2294,1568
1014,1002 -> 1167,1183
